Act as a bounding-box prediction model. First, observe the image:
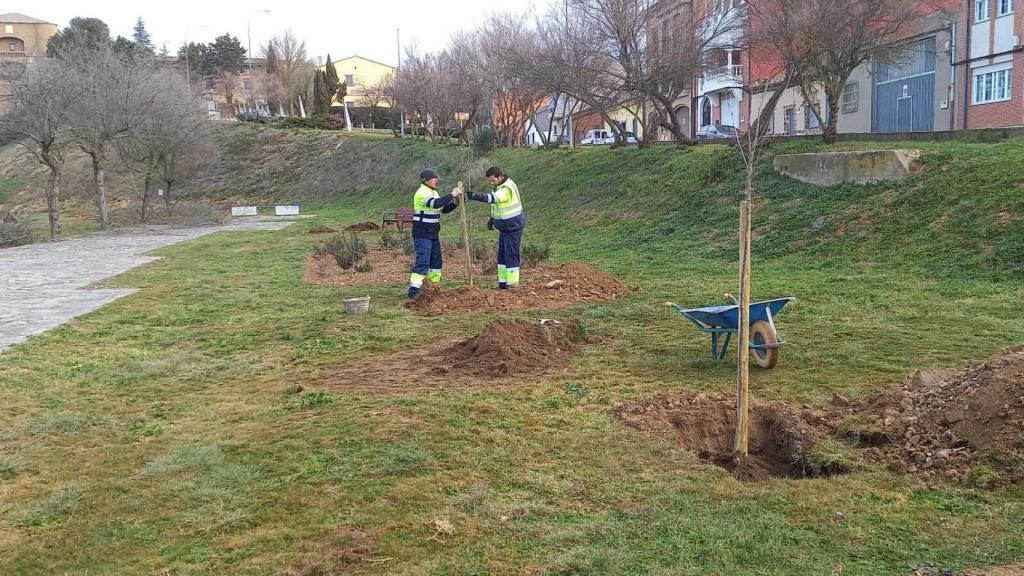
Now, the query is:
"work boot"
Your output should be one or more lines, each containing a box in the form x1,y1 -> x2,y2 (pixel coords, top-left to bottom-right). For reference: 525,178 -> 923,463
408,287 -> 421,298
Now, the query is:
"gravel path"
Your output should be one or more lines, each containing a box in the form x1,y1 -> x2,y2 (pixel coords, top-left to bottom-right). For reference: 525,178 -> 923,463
0,218 -> 296,353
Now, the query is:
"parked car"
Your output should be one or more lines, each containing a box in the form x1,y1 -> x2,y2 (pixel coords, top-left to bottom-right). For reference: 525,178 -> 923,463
580,129 -> 613,145
696,123 -> 742,140
556,134 -> 571,145
621,131 -> 638,144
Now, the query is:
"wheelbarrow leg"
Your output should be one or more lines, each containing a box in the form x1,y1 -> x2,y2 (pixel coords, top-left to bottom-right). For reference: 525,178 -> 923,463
719,332 -> 732,362
711,333 -> 720,365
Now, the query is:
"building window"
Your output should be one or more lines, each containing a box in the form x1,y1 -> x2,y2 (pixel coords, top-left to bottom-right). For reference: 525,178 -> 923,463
805,104 -> 821,130
783,106 -> 795,135
842,82 -> 859,113
4,25 -> 12,34
973,68 -> 1013,103
998,0 -> 1014,15
977,0 -> 990,21
345,74 -> 354,86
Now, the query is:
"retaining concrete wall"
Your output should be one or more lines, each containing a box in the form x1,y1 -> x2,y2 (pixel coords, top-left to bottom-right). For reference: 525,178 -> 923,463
773,149 -> 922,186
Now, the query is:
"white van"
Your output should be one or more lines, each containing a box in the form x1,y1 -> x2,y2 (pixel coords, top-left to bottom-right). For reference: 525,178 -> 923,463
580,129 -> 613,145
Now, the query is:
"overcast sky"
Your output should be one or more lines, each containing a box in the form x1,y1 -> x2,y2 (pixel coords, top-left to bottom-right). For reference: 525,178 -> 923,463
24,0 -> 537,65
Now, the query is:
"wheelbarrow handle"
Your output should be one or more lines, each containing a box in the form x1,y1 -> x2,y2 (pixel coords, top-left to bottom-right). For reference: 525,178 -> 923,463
724,293 -> 739,305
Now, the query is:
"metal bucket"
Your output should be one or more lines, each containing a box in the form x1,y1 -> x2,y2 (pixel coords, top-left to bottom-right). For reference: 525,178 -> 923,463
343,296 -> 370,315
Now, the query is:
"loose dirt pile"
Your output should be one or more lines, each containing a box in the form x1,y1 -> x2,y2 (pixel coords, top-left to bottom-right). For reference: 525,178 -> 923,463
308,225 -> 338,234
839,346 -> 1024,484
323,319 -> 583,394
439,319 -> 581,377
614,393 -> 844,482
615,347 -> 1024,484
344,221 -> 380,232
406,263 -> 630,315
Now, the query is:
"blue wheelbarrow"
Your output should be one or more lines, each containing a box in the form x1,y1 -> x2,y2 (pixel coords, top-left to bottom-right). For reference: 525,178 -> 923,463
669,295 -> 796,369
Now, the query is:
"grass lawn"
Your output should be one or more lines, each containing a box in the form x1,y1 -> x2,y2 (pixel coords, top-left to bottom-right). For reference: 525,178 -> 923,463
1,134 -> 1023,575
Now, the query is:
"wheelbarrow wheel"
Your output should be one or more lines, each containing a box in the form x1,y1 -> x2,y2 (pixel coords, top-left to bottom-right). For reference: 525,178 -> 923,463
750,320 -> 779,369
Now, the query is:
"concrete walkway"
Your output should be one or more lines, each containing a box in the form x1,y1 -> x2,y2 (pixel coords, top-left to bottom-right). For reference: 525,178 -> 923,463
0,218 -> 297,353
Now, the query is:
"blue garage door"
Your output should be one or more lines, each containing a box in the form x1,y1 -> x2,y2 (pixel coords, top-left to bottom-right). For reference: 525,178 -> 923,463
874,38 -> 936,133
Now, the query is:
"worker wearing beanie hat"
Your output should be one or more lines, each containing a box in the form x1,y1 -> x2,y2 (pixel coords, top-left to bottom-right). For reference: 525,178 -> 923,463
408,168 -> 464,298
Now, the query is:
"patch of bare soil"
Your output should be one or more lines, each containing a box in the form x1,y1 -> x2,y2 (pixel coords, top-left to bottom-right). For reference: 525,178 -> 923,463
614,347 -> 1024,485
278,526 -> 379,575
309,225 -> 338,234
406,263 -> 631,315
613,393 -> 844,482
322,319 -> 583,394
839,346 -> 1024,485
344,221 -> 380,232
303,247 -> 485,287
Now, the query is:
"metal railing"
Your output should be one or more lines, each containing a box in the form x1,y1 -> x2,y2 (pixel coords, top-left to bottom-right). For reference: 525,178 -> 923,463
704,64 -> 742,80
0,51 -> 27,58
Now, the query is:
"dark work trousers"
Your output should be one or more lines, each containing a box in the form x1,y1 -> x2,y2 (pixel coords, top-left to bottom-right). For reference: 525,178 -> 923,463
496,230 -> 522,289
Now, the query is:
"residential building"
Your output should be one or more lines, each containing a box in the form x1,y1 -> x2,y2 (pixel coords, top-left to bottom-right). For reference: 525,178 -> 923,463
694,0 -> 752,133
646,0 -> 696,140
525,98 -> 557,147
961,0 -> 1023,128
748,0 -> 965,136
326,55 -> 395,107
0,13 -> 58,114
0,13 -> 58,59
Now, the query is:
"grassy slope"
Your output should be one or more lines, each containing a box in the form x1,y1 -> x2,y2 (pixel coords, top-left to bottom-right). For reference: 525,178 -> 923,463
0,128 -> 1022,575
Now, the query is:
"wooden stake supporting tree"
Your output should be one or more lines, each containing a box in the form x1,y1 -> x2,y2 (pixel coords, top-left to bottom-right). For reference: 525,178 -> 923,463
459,130 -> 476,287
735,200 -> 752,455
457,179 -> 473,287
732,78 -> 790,457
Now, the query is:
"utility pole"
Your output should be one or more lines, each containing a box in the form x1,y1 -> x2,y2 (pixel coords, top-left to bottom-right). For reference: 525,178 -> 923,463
183,25 -> 208,92
247,10 -> 271,113
397,27 -> 405,136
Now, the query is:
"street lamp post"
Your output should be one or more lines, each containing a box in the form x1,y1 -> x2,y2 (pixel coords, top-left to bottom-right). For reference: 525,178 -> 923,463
243,11 -> 268,86
247,9 -> 271,114
184,25 -> 208,92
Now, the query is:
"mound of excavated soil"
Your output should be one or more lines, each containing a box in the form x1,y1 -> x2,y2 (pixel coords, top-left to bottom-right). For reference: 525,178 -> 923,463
439,319 -> 581,377
406,263 -> 630,315
613,393 -> 844,482
345,221 -> 380,232
615,347 -> 1024,484
322,318 -> 583,394
309,225 -> 338,234
839,346 -> 1024,484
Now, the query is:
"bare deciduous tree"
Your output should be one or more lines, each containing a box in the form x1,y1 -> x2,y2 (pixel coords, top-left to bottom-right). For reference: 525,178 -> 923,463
263,31 -> 315,116
62,45 -> 163,229
753,0 -> 926,143
0,59 -> 80,238
357,74 -> 389,129
538,0 -> 634,146
117,70 -> 205,222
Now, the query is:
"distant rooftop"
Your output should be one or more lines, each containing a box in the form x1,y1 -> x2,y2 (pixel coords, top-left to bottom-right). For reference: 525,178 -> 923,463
0,13 -> 55,25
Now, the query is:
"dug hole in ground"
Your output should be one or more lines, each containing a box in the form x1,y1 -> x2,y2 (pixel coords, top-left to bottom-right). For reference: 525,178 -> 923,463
615,346 -> 1024,484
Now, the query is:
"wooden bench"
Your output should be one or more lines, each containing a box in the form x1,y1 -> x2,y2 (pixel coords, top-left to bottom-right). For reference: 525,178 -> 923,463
382,207 -> 415,231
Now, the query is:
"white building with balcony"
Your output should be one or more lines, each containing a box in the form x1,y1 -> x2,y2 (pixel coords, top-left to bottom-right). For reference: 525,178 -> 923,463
695,0 -> 748,130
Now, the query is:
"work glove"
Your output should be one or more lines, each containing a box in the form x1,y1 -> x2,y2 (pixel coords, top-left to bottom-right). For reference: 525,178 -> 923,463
469,193 -> 488,202
486,218 -> 495,231
450,181 -> 464,198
